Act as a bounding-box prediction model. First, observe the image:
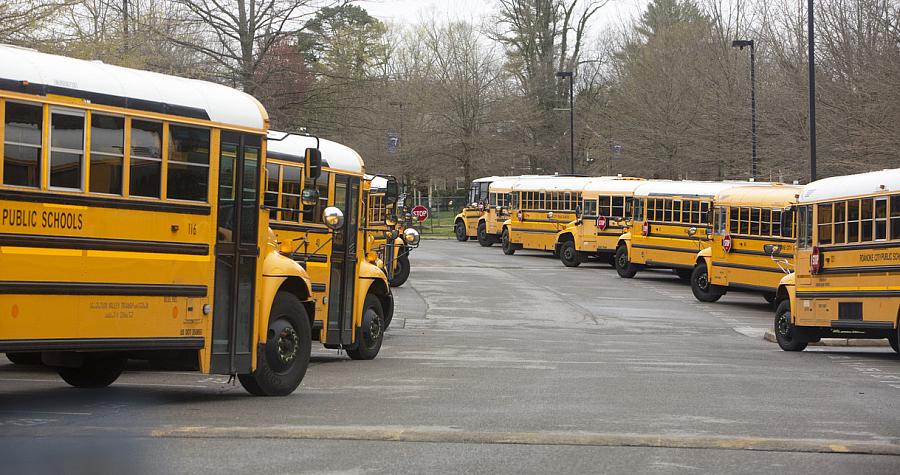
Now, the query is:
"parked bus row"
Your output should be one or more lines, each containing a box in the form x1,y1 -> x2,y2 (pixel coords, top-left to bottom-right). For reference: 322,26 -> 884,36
454,171 -> 900,354
0,46 -> 418,394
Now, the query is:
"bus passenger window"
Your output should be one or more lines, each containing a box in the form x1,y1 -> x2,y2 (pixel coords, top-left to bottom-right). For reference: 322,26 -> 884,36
860,198 -> 874,241
750,208 -> 761,235
167,125 -> 210,202
264,164 -> 279,219
130,120 -> 162,198
599,196 -> 611,217
761,209 -> 771,236
847,199 -> 860,242
3,102 -> 42,188
89,114 -> 124,195
281,165 -> 302,222
700,202 -> 710,225
739,207 -> 749,235
892,195 -> 900,240
613,196 -> 625,219
49,110 -> 85,190
663,199 -> 672,222
832,201 -> 846,244
817,203 -> 832,245
875,198 -> 887,240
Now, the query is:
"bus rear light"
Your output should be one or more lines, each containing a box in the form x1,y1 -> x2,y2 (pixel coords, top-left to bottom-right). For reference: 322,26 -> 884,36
810,246 -> 821,274
641,221 -> 649,236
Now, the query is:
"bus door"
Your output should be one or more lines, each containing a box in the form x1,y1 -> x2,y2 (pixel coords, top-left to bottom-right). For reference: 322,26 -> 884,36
211,132 -> 261,375
327,175 -> 361,345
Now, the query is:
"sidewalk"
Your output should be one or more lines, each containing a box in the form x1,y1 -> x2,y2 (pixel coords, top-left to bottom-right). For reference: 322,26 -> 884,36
763,329 -> 890,347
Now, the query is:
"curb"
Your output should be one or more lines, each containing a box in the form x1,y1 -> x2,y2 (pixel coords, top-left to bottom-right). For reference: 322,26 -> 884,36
763,329 -> 889,347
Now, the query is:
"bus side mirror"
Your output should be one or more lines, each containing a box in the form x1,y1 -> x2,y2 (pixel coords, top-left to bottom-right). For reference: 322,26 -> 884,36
305,148 -> 322,180
385,177 -> 399,204
323,207 -> 344,230
301,187 -> 319,208
764,244 -> 783,256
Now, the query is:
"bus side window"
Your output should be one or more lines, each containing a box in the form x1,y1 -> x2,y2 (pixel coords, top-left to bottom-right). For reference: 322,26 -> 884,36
891,194 -> 900,240
715,207 -> 727,236
632,198 -> 644,222
798,205 -> 812,248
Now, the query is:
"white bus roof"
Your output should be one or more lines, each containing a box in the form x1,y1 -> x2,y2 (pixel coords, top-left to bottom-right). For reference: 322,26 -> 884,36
267,131 -> 364,174
369,175 -> 388,190
799,168 -> 900,203
511,176 -> 596,192
488,175 -> 558,192
582,178 -> 646,193
472,176 -> 508,183
0,44 -> 267,130
633,180 -> 762,198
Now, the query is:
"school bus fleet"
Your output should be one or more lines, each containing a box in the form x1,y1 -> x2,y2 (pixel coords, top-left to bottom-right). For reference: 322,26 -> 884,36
457,171 -> 899,354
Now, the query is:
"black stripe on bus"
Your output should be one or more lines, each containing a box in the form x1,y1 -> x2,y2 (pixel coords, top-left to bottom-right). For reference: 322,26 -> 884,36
0,337 -> 204,353
649,233 -> 707,241
730,234 -> 794,243
0,78 -> 210,121
821,241 -> 900,251
0,233 -> 208,255
818,265 -> 900,275
311,283 -> 326,292
796,290 -> 900,299
510,228 -> 560,234
518,219 -> 570,224
730,248 -> 793,259
0,281 -> 207,297
0,189 -> 211,215
632,244 -> 700,254
713,262 -> 786,274
644,260 -> 693,269
727,282 -> 777,293
830,320 -> 894,330
647,221 -> 710,229
270,222 -> 328,233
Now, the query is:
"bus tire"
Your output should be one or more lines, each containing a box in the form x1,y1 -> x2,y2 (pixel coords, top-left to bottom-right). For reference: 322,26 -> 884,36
501,229 -> 516,255
239,292 -> 311,396
674,268 -> 692,283
454,221 -> 468,242
559,240 -> 581,267
58,354 -> 126,388
347,294 -> 385,361
477,222 -> 494,247
389,254 -> 410,287
774,300 -> 807,352
5,352 -> 42,365
690,264 -> 723,303
615,246 -> 637,278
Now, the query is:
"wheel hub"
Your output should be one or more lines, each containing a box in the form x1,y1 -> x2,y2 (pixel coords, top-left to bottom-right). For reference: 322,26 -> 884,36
365,309 -> 382,345
276,326 -> 299,364
697,273 -> 709,290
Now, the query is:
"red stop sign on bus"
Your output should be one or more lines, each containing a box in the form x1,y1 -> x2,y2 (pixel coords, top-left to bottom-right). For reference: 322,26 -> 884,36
411,205 -> 429,222
596,215 -> 607,230
722,234 -> 733,253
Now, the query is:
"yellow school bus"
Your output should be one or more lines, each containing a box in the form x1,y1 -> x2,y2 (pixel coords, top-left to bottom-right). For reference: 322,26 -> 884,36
690,183 -> 800,303
265,132 -> 396,340
555,177 -> 645,267
364,174 -> 419,288
615,181 -> 759,281
0,46 -> 326,395
501,176 -> 594,255
476,175 -> 551,246
773,169 -> 899,353
454,176 -> 504,241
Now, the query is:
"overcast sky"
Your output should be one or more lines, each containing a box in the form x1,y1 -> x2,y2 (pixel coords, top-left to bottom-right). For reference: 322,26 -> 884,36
355,0 -> 649,31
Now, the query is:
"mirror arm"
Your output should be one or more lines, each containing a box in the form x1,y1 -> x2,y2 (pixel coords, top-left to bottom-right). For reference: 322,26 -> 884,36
309,236 -> 334,256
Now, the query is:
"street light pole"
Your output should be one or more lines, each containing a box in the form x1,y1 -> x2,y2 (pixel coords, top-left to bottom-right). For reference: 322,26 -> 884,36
731,39 -> 757,181
807,0 -> 817,182
556,71 -> 575,175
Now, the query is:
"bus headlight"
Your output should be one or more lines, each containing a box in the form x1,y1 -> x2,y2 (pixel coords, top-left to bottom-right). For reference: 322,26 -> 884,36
403,228 -> 420,245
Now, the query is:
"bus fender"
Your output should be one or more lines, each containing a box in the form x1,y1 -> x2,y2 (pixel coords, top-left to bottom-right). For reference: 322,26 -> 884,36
696,247 -> 712,269
259,251 -> 314,344
775,273 -> 795,308
617,232 -> 633,253
356,261 -> 393,330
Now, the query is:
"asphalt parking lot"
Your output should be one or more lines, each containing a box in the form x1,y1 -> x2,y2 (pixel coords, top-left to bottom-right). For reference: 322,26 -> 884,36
1,239 -> 898,474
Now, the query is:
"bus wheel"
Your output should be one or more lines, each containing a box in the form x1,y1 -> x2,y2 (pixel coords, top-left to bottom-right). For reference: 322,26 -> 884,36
674,268 -> 692,283
347,295 -> 385,360
58,354 -> 126,388
501,229 -> 516,255
690,265 -> 723,303
559,240 -> 581,267
615,246 -> 637,278
774,300 -> 807,352
389,254 -> 410,287
239,292 -> 311,396
476,222 -> 491,247
454,221 -> 468,242
5,352 -> 42,365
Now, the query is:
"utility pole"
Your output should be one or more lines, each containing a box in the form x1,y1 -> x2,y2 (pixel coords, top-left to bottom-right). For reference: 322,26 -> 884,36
732,39 -> 757,180
556,71 -> 575,175
807,0 -> 817,182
